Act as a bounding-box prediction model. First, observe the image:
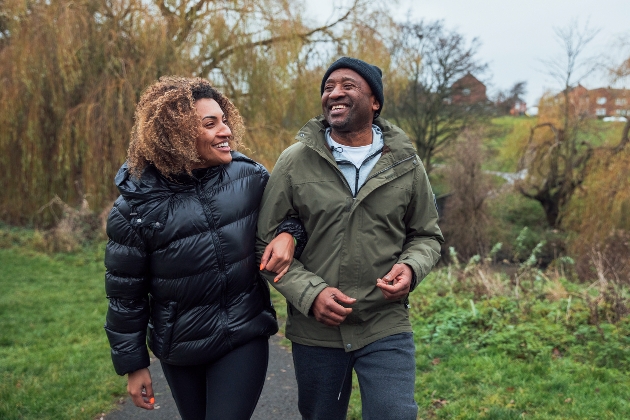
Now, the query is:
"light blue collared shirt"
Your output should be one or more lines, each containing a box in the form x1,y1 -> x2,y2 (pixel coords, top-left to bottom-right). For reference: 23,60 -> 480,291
325,125 -> 384,197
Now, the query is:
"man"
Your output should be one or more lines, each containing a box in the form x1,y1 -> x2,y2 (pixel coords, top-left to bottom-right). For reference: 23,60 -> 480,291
257,57 -> 444,420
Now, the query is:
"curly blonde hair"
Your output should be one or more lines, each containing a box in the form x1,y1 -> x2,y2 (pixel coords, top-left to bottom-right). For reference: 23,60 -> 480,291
127,76 -> 245,178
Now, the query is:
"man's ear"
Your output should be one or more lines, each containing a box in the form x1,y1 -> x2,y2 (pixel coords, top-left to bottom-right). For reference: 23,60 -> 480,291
372,98 -> 380,112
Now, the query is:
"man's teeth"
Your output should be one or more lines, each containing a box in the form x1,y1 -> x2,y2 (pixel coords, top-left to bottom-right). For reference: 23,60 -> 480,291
214,142 -> 229,148
331,105 -> 346,110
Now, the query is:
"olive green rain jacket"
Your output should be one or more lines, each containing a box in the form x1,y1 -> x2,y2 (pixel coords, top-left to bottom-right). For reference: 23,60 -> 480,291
256,115 -> 444,351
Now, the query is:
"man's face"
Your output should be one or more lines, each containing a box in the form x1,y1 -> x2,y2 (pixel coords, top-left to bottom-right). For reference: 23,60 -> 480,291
321,68 -> 380,133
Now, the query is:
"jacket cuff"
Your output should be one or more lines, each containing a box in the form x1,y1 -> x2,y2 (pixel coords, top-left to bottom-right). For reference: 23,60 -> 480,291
275,217 -> 308,259
105,327 -> 150,376
297,280 -> 329,317
111,346 -> 150,376
397,257 -> 423,292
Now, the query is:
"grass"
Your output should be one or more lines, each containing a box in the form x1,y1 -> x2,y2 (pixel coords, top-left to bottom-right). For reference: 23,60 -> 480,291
0,240 -> 126,419
272,267 -> 630,420
406,270 -> 630,419
2,225 -> 629,419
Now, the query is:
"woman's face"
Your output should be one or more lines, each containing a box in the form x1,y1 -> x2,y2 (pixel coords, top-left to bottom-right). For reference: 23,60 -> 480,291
191,98 -> 233,168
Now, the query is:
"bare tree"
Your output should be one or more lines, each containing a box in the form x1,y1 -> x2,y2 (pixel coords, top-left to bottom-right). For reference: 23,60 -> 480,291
385,20 -> 489,173
517,21 -> 628,228
441,129 -> 492,260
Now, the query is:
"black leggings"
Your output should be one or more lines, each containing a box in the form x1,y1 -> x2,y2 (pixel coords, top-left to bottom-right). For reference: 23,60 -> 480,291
161,336 -> 269,420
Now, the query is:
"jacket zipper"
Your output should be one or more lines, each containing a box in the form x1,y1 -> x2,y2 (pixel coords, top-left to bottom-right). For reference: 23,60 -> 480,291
334,148 -> 383,197
196,182 -> 233,348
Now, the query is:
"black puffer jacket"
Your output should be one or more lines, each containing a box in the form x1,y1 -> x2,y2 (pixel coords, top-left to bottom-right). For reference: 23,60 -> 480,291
104,152 -> 296,375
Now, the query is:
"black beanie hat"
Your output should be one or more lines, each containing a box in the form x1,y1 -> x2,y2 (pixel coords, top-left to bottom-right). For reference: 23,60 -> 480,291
320,57 -> 384,117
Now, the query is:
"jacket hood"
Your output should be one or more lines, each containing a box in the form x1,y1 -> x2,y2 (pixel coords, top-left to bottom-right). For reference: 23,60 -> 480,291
114,151 -> 254,227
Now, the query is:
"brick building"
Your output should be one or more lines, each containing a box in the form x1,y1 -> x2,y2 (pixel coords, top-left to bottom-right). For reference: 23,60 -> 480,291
450,73 -> 488,105
565,85 -> 630,118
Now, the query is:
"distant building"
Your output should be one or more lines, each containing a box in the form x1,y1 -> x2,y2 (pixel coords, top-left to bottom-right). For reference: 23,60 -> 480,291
587,87 -> 630,118
510,99 -> 527,116
561,85 -> 630,118
450,73 -> 488,105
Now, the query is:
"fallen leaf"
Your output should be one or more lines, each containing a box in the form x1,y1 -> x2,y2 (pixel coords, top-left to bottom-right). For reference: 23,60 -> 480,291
431,398 -> 448,408
564,398 -> 572,403
431,358 -> 441,365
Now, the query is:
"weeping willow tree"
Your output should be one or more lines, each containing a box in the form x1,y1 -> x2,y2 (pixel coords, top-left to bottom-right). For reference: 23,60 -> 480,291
0,0 -> 372,226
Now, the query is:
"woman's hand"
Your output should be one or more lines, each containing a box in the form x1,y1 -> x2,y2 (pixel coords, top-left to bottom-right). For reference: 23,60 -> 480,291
127,368 -> 155,410
260,232 -> 295,282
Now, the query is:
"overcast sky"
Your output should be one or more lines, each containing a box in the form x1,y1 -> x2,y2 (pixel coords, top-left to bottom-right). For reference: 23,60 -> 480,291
305,0 -> 629,106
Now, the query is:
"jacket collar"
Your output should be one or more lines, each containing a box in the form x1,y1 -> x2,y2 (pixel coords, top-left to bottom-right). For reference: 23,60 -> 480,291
297,115 -> 417,163
115,151 -> 253,210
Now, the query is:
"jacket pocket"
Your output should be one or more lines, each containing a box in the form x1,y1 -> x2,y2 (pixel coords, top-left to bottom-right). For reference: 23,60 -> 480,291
161,301 -> 178,359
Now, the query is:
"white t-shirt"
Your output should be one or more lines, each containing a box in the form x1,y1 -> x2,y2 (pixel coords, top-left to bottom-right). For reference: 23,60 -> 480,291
328,138 -> 373,168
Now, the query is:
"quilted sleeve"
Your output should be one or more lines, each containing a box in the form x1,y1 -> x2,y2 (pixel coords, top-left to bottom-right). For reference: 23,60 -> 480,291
275,217 -> 308,259
103,197 -> 151,376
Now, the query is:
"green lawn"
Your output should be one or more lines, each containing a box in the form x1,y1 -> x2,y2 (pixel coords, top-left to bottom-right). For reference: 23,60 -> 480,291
273,268 -> 630,420
0,243 -> 126,419
2,230 -> 629,419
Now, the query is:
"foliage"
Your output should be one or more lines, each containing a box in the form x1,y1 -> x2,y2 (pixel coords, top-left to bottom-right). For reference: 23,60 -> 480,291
515,21 -> 629,228
385,19 -> 490,173
2,224 -> 629,419
440,129 -> 492,260
0,0 -> 372,226
562,143 -> 630,281
344,262 -> 630,419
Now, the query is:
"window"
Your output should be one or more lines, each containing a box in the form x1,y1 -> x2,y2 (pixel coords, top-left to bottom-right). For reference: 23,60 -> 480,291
462,88 -> 471,96
596,108 -> 606,116
616,109 -> 628,116
596,97 -> 607,105
615,98 -> 628,106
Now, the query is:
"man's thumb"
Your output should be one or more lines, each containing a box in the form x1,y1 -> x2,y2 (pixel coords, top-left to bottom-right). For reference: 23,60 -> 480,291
333,289 -> 356,304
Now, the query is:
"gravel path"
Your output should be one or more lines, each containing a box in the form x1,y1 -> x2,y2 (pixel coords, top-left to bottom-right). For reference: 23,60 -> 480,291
104,335 -> 300,420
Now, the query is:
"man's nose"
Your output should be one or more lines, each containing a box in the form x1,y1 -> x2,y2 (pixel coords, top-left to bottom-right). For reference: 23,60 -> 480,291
329,84 -> 344,98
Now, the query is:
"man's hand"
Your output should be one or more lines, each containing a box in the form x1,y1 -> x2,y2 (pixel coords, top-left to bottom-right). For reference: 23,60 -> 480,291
260,232 -> 295,282
376,263 -> 413,300
311,287 -> 356,327
127,368 -> 154,410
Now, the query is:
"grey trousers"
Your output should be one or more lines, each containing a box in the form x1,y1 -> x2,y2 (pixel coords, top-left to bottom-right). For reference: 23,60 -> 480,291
292,332 -> 418,420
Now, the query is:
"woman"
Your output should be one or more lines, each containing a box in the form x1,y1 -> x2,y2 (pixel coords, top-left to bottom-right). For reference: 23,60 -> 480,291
104,76 -> 305,420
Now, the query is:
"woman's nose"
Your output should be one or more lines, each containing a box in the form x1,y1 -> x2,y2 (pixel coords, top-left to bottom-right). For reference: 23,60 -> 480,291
219,122 -> 232,137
